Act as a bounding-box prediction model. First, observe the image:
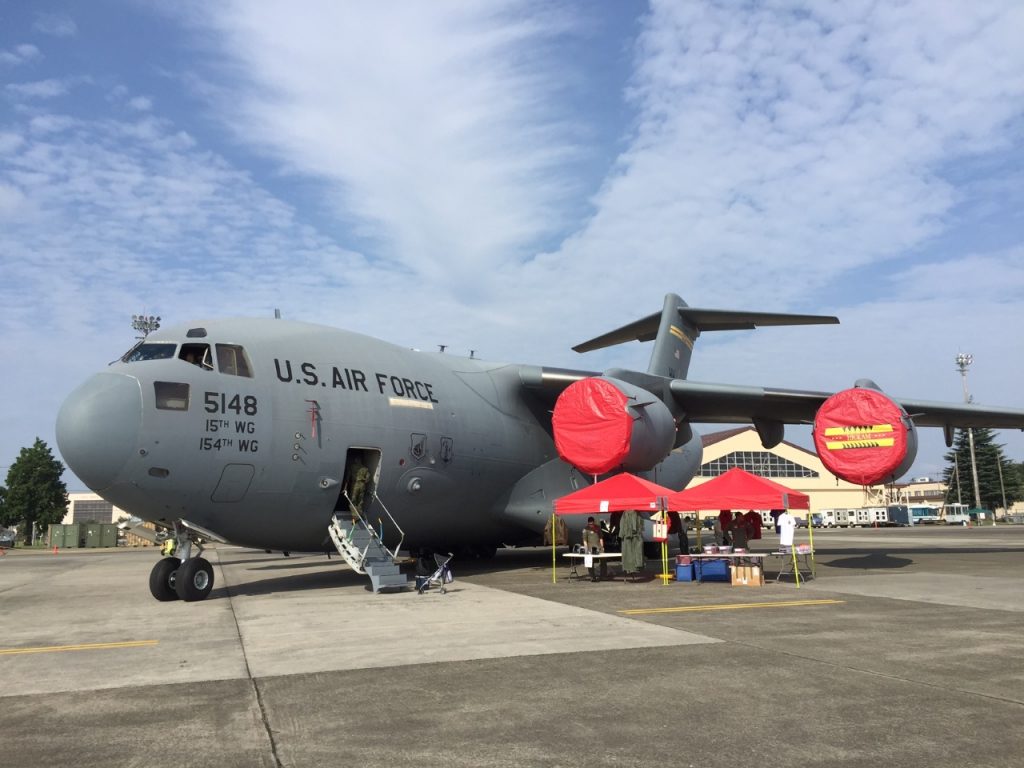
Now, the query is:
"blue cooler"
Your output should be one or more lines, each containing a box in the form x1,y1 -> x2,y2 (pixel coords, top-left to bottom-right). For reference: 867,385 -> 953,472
695,558 -> 729,582
675,563 -> 694,582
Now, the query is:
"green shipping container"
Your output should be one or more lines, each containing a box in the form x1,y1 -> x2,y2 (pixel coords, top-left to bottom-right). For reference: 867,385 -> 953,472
100,524 -> 118,548
84,524 -> 102,548
49,524 -> 81,548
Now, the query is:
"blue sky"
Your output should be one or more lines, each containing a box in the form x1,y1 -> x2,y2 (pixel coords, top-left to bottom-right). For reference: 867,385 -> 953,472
2,1 -> 1022,489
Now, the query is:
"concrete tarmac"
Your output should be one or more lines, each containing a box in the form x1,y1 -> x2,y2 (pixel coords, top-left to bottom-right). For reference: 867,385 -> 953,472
2,526 -> 1023,767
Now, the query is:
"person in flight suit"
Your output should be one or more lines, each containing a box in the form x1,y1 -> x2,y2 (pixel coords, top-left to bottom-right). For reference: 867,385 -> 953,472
582,516 -> 607,582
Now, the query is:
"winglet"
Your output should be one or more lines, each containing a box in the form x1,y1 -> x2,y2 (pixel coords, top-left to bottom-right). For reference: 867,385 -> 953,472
573,293 -> 839,379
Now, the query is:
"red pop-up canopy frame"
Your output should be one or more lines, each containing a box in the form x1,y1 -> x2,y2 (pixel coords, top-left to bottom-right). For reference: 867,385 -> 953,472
554,472 -> 677,515
666,467 -> 810,510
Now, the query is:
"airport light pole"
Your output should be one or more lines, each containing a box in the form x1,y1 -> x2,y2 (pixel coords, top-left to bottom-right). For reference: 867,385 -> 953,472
955,353 -> 983,512
132,314 -> 161,339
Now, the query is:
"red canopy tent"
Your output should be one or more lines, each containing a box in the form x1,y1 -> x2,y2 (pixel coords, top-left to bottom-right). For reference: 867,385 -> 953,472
554,473 -> 677,515
666,467 -> 810,510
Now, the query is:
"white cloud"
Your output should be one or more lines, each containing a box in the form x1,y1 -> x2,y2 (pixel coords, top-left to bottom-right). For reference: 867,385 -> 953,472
522,1 -> 1024,307
0,131 -> 25,154
0,43 -> 41,66
33,13 -> 78,38
0,181 -> 27,219
6,79 -> 70,99
128,96 -> 153,111
182,1 -> 589,294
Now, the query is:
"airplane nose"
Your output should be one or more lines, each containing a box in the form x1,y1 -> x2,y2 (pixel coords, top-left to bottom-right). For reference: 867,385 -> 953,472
56,372 -> 142,491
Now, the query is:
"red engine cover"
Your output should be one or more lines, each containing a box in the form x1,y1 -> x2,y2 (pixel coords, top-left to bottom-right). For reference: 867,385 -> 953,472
552,378 -> 632,475
813,387 -> 916,485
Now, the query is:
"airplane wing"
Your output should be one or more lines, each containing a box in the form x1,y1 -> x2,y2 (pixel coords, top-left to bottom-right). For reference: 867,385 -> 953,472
520,367 -> 1024,437
669,379 -> 1024,430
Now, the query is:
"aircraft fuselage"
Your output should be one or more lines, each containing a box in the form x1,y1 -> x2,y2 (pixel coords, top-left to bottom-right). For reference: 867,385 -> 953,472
57,318 -> 571,553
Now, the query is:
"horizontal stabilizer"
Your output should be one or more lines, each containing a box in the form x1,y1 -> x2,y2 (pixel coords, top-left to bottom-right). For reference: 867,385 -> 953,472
572,306 -> 838,353
573,294 -> 839,380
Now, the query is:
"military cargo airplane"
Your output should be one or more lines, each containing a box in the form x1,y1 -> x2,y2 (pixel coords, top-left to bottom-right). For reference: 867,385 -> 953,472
56,293 -> 1024,601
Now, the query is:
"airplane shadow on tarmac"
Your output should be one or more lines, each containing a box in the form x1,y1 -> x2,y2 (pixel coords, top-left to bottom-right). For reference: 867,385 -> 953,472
213,563 -> 367,598
210,548 -> 557,599
823,553 -> 914,570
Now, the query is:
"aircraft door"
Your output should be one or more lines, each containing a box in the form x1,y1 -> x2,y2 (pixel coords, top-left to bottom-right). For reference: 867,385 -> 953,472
336,447 -> 382,519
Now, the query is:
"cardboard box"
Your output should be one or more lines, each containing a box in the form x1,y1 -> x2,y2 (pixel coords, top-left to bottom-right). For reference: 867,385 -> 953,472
730,564 -> 765,587
730,565 -> 748,585
747,565 -> 764,586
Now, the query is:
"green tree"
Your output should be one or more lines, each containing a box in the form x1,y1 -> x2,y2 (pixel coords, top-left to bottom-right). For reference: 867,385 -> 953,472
942,428 -> 1022,511
2,438 -> 68,544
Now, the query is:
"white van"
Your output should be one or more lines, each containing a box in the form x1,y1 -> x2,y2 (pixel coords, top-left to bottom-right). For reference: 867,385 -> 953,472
943,504 -> 970,526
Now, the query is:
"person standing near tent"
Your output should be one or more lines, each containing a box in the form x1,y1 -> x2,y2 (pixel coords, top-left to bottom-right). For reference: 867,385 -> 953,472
582,516 -> 607,581
778,510 -> 796,550
745,510 -> 762,541
668,510 -> 688,554
729,514 -> 749,550
619,510 -> 644,576
718,509 -> 733,545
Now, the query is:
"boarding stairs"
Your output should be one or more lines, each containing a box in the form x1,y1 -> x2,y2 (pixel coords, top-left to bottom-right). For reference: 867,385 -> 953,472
328,494 -> 409,593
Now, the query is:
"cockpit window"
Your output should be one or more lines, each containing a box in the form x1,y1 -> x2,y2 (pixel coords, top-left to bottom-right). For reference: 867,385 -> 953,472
216,344 -> 253,378
123,343 -> 176,363
155,382 -> 189,411
179,343 -> 213,370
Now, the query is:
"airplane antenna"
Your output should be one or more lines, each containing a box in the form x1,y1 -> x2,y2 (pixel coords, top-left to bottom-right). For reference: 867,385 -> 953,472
438,345 -> 447,353
131,314 -> 161,340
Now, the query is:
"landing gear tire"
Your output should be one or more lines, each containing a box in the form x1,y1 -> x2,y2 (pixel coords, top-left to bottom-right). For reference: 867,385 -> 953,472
149,557 -> 182,601
175,557 -> 215,602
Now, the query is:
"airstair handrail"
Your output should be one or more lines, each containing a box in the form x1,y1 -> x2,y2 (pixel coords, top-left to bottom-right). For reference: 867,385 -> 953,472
344,490 -> 405,560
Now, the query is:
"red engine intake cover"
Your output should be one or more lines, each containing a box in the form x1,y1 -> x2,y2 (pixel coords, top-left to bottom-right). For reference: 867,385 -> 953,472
813,387 -> 915,486
552,378 -> 632,475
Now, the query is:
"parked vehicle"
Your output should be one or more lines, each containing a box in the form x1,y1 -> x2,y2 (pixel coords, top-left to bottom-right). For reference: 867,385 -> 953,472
943,504 -> 970,526
908,504 -> 941,525
869,507 -> 890,526
888,505 -> 915,526
851,508 -> 873,527
0,529 -> 15,549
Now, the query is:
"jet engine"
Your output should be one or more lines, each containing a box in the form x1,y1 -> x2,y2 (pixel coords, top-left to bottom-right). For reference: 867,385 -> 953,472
552,376 -> 677,475
812,380 -> 918,486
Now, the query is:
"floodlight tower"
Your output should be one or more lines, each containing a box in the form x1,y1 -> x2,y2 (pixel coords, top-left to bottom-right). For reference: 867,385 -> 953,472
955,353 -> 983,511
132,314 -> 161,339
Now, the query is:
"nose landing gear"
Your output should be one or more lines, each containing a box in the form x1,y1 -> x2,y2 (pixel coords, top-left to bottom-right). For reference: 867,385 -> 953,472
149,521 -> 215,602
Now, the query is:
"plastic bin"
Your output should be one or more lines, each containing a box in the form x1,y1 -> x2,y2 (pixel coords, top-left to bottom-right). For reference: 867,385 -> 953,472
695,558 -> 729,582
675,563 -> 695,582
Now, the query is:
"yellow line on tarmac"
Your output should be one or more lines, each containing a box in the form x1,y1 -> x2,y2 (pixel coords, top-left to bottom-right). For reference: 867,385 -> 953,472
0,640 -> 159,656
619,599 -> 845,616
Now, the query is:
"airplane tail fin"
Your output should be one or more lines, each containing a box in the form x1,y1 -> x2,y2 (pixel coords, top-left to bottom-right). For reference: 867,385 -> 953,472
572,293 -> 839,379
